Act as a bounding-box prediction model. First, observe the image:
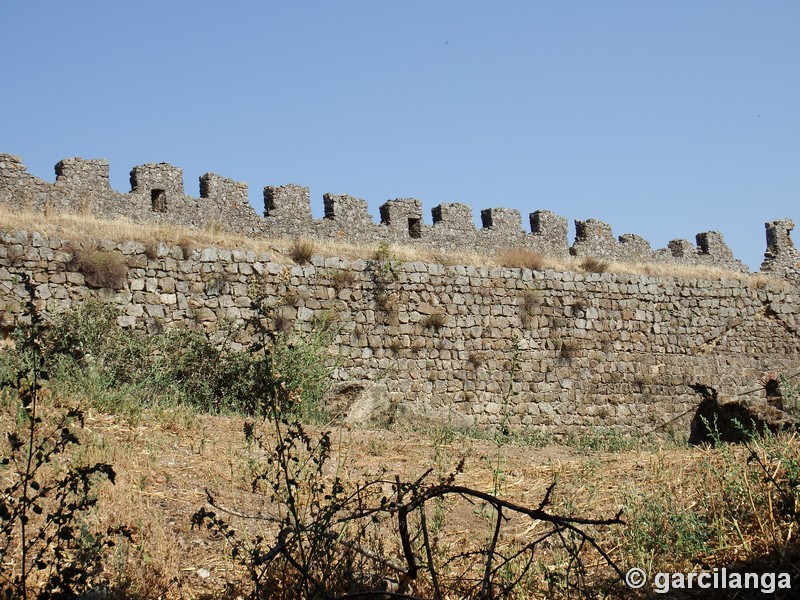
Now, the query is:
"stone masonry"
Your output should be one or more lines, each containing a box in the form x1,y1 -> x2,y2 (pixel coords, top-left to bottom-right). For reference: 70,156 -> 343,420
2,228 -> 799,437
4,153 -> 795,273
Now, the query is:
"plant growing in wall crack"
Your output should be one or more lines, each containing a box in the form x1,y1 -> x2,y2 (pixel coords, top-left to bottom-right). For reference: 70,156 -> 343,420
67,245 -> 128,290
498,335 -> 522,441
289,237 -> 316,265
519,289 -> 542,328
367,242 -> 400,311
203,272 -> 230,296
422,312 -> 448,331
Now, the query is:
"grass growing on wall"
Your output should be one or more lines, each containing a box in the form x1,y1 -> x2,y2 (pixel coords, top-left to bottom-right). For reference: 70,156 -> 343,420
0,206 -> 782,283
68,245 -> 128,289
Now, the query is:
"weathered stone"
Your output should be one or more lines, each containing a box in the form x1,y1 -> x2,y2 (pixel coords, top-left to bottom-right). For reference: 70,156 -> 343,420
1,220 -> 799,438
689,384 -> 799,444
193,307 -> 217,322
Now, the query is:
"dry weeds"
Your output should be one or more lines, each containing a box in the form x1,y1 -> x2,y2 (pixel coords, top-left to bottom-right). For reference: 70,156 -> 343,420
497,248 -> 549,271
3,390 -> 799,598
0,207 -> 777,284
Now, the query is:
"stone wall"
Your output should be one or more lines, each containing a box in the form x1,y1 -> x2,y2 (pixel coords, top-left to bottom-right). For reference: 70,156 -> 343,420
762,219 -> 800,282
0,154 -> 264,235
2,229 -> 799,437
4,152 -> 794,273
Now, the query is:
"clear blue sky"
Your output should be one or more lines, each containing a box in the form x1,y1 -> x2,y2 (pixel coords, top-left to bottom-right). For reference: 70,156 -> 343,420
2,1 -> 798,269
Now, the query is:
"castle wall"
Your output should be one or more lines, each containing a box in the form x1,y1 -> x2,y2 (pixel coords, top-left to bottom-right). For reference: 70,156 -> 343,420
1,153 -> 788,274
0,153 -> 264,234
2,229 -> 799,437
762,219 -> 800,280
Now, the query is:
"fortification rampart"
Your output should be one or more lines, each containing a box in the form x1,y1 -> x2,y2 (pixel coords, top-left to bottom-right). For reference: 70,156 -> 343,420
2,228 -> 799,436
4,153 -> 798,277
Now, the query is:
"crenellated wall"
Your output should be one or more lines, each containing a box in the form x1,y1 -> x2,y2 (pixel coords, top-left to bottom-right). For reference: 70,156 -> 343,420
1,153 -> 798,278
1,228 -> 799,436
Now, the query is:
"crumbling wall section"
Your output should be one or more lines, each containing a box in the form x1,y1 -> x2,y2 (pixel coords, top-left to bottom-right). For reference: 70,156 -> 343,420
762,219 -> 800,283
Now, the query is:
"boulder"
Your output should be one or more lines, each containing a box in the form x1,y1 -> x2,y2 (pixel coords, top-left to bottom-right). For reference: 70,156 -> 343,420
323,381 -> 397,427
688,384 -> 798,445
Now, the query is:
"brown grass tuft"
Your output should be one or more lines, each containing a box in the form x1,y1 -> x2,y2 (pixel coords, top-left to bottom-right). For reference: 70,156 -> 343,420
290,238 -> 316,265
328,268 -> 358,291
144,243 -> 159,260
467,351 -> 485,368
498,248 -> 548,271
281,289 -> 303,307
578,256 -> 610,273
422,312 -> 448,331
519,290 -> 542,327
571,297 -> 589,315
559,339 -> 579,361
69,245 -> 128,289
177,237 -> 195,260
273,310 -> 294,334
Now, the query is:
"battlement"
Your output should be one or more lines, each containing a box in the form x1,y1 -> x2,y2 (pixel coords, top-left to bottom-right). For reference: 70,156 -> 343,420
263,184 -> 312,234
199,173 -> 248,206
432,202 -> 473,230
55,158 -> 110,191
130,163 -> 184,196
0,153 -> 795,277
762,219 -> 800,278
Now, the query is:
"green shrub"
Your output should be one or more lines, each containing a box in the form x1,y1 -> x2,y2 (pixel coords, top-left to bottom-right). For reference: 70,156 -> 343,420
564,427 -> 641,454
368,242 -> 399,311
781,375 -> 800,417
620,431 -> 800,578
273,321 -> 339,422
4,300 -> 337,419
623,492 -> 711,569
0,274 -> 130,598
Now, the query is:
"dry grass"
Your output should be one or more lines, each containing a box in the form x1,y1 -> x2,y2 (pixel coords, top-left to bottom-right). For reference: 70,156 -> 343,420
0,206 -> 294,263
327,268 -> 358,290
289,237 -> 316,265
519,289 -> 542,327
281,288 -> 303,307
2,389 -> 799,598
498,248 -> 549,271
273,310 -> 294,334
558,339 -> 580,361
176,236 -> 195,260
0,207 -> 778,284
0,401 -> 613,597
467,351 -> 485,368
578,255 -> 611,273
422,312 -> 448,330
68,245 -> 128,289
